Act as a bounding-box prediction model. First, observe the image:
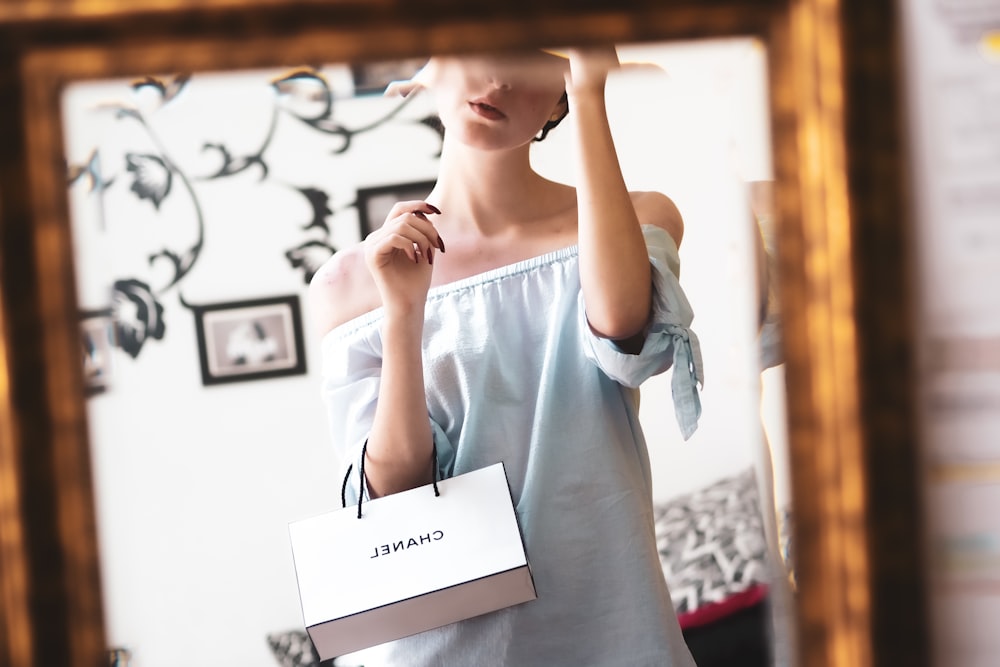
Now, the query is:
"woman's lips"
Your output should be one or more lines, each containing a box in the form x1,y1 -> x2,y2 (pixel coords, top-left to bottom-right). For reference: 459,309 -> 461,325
469,99 -> 506,120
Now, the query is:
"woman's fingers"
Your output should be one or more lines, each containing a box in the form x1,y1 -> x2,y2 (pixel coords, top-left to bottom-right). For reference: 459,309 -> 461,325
384,79 -> 423,98
372,223 -> 432,265
381,201 -> 445,251
385,199 -> 442,221
367,202 -> 444,267
373,229 -> 425,265
383,61 -> 436,98
564,46 -> 620,91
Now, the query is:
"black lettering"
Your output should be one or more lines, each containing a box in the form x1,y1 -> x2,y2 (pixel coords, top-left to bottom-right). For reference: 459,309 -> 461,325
372,531 -> 443,559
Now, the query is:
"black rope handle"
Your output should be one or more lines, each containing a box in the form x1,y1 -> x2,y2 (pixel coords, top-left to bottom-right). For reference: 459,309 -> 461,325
341,440 -> 441,519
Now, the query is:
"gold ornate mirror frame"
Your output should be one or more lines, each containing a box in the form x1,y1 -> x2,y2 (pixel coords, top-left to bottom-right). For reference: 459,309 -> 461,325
0,1 -> 928,666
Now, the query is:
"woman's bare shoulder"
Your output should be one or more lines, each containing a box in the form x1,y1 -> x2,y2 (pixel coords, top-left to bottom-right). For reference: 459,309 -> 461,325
629,190 -> 684,247
307,244 -> 381,337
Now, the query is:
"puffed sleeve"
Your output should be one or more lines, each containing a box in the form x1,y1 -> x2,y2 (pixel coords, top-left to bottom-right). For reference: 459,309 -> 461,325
320,322 -> 457,506
578,224 -> 704,439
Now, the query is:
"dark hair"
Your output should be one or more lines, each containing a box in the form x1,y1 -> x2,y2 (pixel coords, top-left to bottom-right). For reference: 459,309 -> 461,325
533,91 -> 569,142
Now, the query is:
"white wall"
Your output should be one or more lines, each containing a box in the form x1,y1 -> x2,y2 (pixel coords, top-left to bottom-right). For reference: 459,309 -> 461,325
63,38 -> 789,667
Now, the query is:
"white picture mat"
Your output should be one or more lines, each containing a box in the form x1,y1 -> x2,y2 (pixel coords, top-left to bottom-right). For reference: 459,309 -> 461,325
203,303 -> 299,376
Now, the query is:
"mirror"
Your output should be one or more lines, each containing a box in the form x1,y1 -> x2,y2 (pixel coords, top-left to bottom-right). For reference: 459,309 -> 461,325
60,39 -> 793,666
3,2 -> 912,666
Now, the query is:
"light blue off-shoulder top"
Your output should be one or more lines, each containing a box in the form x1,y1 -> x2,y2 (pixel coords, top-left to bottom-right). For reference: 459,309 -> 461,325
321,224 -> 702,667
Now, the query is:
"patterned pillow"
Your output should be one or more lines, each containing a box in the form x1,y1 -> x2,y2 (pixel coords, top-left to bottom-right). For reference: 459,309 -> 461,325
266,630 -> 331,667
653,467 -> 769,622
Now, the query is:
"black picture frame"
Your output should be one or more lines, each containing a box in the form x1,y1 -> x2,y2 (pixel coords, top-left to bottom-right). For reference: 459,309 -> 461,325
190,295 -> 307,386
356,180 -> 437,237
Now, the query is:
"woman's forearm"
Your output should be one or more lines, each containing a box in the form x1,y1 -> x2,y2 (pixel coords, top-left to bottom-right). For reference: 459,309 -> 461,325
363,306 -> 435,497
569,85 -> 652,341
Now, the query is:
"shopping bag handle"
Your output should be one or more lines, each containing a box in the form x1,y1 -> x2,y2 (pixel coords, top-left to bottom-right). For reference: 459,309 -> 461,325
341,440 -> 441,519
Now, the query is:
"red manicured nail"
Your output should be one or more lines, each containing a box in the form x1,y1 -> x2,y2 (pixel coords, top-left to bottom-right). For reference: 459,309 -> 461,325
426,204 -> 442,215
428,247 -> 435,265
437,235 -> 446,252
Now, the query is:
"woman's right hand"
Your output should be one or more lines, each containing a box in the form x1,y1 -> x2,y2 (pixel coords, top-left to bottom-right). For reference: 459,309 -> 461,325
363,200 -> 444,314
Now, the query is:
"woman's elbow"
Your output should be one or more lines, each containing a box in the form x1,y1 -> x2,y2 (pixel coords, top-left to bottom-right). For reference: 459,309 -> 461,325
587,308 -> 649,343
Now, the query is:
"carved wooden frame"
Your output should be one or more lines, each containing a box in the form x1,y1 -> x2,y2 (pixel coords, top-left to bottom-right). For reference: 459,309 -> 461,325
0,1 -> 926,666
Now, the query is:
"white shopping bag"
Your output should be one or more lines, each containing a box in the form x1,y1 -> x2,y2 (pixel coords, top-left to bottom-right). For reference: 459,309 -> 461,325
288,461 -> 536,660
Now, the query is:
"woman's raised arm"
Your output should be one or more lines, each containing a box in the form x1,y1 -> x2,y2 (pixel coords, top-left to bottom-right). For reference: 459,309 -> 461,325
566,48 -> 682,347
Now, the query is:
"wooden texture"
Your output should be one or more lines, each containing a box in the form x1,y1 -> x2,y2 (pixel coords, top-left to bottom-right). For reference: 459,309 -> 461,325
768,1 -> 873,664
0,1 -> 928,666
837,2 -> 930,665
0,265 -> 33,667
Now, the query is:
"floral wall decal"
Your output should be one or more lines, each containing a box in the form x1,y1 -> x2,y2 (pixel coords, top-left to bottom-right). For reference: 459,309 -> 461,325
133,73 -> 191,105
285,240 -> 339,285
296,187 -> 333,234
111,278 -> 166,359
125,153 -> 172,209
67,149 -> 115,194
65,62 -> 444,374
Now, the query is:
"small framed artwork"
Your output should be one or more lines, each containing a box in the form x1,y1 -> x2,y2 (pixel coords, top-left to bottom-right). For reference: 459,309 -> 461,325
349,57 -> 427,96
80,309 -> 116,397
190,295 -> 307,386
356,180 -> 437,238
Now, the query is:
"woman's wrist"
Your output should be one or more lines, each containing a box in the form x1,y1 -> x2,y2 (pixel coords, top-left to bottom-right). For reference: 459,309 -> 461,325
381,301 -> 425,339
565,82 -> 607,104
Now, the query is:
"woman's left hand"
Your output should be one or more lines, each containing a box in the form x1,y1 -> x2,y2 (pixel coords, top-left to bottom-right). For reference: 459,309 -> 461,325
384,60 -> 436,98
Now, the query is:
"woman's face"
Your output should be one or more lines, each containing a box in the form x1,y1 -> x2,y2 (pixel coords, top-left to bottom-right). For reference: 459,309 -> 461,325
426,53 -> 568,151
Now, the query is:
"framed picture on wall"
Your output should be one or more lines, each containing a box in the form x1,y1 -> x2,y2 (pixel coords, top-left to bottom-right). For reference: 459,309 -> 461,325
190,295 -> 307,386
80,308 -> 115,397
356,180 -> 437,237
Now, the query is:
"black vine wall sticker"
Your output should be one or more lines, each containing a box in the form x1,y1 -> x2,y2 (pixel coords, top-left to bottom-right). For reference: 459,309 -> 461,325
67,63 -> 445,388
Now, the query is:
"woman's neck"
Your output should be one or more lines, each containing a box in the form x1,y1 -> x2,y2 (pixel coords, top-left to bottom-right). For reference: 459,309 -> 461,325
430,139 -> 572,235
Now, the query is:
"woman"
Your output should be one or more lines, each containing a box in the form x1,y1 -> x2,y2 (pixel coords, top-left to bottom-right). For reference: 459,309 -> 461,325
310,48 -> 703,666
